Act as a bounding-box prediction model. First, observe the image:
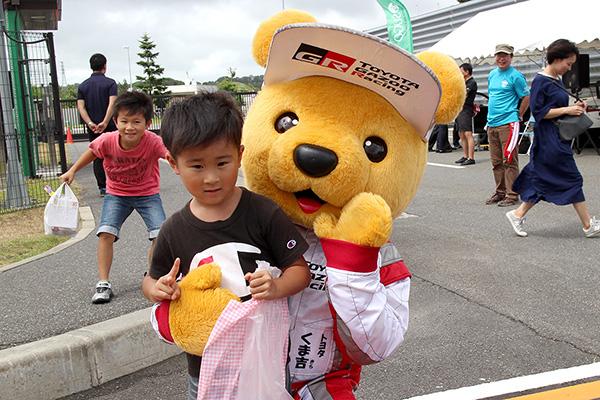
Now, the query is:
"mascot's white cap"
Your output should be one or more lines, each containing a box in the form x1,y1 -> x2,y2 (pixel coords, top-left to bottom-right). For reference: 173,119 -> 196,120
263,23 -> 442,141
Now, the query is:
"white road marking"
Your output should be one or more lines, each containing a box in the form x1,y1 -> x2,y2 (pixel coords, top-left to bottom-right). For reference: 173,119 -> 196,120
427,162 -> 465,169
403,362 -> 600,400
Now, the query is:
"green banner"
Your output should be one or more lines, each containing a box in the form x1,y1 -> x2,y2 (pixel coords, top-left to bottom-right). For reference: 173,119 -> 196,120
376,0 -> 414,53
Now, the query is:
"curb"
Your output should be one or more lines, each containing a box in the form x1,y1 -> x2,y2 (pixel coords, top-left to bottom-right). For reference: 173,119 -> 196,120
0,307 -> 182,400
0,206 -> 95,273
0,205 -> 182,399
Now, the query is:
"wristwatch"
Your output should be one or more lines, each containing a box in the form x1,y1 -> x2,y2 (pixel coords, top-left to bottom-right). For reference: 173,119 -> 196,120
88,121 -> 93,126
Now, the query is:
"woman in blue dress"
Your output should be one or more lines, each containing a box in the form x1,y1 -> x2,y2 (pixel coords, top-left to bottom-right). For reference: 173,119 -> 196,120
506,39 -> 600,238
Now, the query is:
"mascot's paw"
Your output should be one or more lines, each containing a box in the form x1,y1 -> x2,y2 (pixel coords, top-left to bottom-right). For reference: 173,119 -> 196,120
314,192 -> 392,248
169,263 -> 240,356
178,261 -> 222,291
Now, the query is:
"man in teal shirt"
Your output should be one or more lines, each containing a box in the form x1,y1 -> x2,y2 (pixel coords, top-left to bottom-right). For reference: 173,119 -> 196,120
486,44 -> 530,207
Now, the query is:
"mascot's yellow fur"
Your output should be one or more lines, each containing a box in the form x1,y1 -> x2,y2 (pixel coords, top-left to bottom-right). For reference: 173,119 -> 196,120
243,11 -> 465,244
165,263 -> 239,356
160,11 -> 465,387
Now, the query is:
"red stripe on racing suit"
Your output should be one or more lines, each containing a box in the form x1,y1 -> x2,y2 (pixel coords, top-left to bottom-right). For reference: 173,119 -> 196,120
150,300 -> 175,344
289,227 -> 410,399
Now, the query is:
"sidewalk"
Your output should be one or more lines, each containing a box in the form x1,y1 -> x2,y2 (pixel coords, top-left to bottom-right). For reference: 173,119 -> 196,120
0,141 -> 195,400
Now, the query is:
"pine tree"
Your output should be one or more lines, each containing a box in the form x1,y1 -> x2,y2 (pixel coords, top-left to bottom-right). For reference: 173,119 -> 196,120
135,33 -> 169,96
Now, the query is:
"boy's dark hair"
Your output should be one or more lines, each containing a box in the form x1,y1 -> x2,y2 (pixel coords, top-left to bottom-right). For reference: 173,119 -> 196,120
546,39 -> 579,64
113,91 -> 154,122
161,91 -> 243,158
89,53 -> 107,71
460,63 -> 473,75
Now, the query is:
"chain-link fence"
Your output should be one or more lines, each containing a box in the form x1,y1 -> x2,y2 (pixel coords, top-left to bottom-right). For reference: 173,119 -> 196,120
0,29 -> 65,214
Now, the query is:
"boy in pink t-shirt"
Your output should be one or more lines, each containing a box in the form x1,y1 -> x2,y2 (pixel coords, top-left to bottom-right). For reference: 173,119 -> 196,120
61,91 -> 168,304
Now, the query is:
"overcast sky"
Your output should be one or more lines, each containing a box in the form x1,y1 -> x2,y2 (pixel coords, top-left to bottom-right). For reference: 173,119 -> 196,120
54,0 -> 457,86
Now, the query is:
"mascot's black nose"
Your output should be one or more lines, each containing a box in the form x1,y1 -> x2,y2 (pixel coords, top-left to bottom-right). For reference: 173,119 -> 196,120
294,144 -> 338,178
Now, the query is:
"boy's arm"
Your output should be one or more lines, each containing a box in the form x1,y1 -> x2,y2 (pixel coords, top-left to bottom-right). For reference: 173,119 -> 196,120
60,148 -> 97,185
245,256 -> 309,300
142,258 -> 181,303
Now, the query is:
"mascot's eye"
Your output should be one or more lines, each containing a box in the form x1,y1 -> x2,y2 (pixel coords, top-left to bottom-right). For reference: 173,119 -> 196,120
364,136 -> 387,163
275,112 -> 299,133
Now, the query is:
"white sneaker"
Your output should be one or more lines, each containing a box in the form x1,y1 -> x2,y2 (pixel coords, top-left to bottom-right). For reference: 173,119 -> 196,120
583,216 -> 600,238
506,210 -> 527,237
92,280 -> 113,304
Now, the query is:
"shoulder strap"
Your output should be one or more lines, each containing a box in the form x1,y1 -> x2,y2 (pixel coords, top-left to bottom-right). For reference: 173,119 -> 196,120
542,74 -> 580,101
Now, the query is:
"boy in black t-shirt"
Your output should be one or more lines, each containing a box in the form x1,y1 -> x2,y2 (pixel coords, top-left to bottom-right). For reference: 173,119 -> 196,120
142,91 -> 310,400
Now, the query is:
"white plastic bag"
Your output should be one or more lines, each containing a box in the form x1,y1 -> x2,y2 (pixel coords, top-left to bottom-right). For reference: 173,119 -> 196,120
236,298 -> 293,400
197,262 -> 293,400
43,182 -> 80,237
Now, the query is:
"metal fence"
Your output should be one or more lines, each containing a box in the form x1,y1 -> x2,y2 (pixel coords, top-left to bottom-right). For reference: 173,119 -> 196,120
1,88 -> 257,213
0,29 -> 65,214
61,91 -> 257,141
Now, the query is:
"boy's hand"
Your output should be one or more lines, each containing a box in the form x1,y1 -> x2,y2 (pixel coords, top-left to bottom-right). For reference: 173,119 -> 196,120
60,170 -> 75,185
153,258 -> 181,301
245,270 -> 278,300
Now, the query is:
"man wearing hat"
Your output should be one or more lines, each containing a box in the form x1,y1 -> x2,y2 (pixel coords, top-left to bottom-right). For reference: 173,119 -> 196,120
485,44 -> 530,207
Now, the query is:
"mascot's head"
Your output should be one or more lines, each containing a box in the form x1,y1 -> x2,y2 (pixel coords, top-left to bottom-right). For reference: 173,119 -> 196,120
242,10 -> 465,229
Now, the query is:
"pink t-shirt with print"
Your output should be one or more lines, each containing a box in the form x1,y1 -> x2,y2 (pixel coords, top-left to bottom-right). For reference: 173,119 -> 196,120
89,130 -> 168,196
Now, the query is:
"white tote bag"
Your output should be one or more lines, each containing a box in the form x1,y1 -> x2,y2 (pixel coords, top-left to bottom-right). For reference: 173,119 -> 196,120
43,182 -> 80,237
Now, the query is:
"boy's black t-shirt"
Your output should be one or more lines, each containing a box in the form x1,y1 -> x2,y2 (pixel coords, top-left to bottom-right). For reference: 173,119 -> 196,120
149,187 -> 309,376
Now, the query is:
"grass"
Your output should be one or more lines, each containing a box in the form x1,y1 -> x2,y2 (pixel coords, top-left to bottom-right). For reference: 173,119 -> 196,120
0,138 -> 83,267
38,142 -> 65,168
0,177 -> 62,206
0,181 -> 82,268
0,207 -> 70,267
0,141 -> 70,206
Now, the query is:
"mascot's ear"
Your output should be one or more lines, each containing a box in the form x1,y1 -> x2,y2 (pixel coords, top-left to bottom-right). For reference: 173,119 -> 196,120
416,51 -> 466,124
252,9 -> 318,67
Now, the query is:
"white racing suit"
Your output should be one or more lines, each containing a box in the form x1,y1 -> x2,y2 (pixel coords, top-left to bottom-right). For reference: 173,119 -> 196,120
289,226 -> 411,400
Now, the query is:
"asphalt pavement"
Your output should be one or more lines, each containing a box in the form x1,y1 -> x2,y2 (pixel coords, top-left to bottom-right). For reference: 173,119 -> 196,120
2,142 -> 600,399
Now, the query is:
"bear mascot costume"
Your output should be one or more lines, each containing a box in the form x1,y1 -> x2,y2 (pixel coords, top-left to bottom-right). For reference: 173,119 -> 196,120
241,10 -> 464,398
151,9 -> 465,400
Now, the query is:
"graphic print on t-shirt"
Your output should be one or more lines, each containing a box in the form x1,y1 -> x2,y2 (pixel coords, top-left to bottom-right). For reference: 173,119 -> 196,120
189,242 -> 262,298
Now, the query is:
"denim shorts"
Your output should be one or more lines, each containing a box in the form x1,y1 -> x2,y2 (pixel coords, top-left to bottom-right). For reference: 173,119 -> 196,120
97,193 -> 166,241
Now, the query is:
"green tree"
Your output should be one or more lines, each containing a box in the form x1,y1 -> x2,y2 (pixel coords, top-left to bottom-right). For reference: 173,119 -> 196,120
117,79 -> 131,95
162,77 -> 185,86
134,33 -> 169,96
63,83 -> 79,99
210,73 -> 262,91
217,67 -> 238,92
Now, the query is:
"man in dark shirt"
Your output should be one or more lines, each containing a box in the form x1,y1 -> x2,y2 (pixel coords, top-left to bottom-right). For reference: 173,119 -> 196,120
77,53 -> 118,196
454,63 -> 478,165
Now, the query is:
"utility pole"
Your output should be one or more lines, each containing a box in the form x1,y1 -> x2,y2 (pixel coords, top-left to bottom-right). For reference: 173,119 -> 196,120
60,61 -> 67,87
123,46 -> 133,91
